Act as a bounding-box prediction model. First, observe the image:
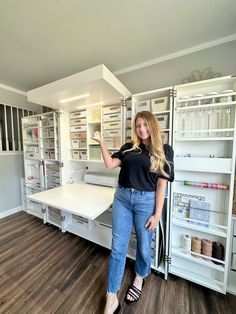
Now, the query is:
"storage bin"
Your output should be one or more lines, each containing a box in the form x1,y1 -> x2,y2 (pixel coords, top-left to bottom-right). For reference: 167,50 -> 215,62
103,105 -> 121,115
80,151 -> 87,160
72,150 -> 80,159
44,150 -> 55,160
70,125 -> 87,132
90,146 -> 101,160
70,111 -> 86,119
113,137 -> 121,148
25,152 -> 40,159
103,129 -> 120,137
79,139 -> 87,148
103,121 -> 121,130
104,138 -> 114,148
71,140 -> 80,148
156,114 -> 168,129
135,100 -> 151,112
70,132 -> 87,140
162,132 -> 169,144
70,118 -> 86,126
103,113 -> 121,122
151,96 -> 168,112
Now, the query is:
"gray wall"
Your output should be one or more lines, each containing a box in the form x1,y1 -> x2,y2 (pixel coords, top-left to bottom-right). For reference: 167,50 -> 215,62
0,153 -> 24,211
0,88 -> 43,214
117,40 -> 236,94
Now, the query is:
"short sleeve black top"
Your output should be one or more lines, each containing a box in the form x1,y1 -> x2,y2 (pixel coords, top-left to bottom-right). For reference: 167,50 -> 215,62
111,142 -> 174,192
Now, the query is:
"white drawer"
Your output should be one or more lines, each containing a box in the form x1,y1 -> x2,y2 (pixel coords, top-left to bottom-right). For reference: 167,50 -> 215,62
103,121 -> 121,130
151,97 -> 168,112
70,125 -> 87,132
70,132 -> 87,140
135,100 -> 150,113
103,129 -> 120,137
70,118 -> 86,126
103,113 -> 121,122
47,182 -> 60,189
47,170 -> 59,177
70,111 -> 86,119
72,150 -> 80,159
103,105 -> 121,115
25,152 -> 40,159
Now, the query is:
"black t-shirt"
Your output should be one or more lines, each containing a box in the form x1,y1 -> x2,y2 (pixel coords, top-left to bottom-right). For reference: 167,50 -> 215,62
111,142 -> 174,191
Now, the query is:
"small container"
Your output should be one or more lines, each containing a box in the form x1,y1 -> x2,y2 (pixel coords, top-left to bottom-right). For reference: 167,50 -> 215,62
179,96 -> 190,108
207,92 -> 218,104
195,94 -> 203,106
220,90 -> 233,103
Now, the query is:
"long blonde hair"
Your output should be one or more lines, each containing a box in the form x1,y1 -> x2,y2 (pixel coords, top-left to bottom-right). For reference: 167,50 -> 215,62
125,111 -> 170,177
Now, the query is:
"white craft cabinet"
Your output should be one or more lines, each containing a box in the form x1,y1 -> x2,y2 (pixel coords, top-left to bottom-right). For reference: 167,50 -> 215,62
22,111 -> 70,220
169,76 -> 236,293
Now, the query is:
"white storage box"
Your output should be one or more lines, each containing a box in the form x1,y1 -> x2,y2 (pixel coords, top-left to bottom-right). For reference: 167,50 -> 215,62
80,151 -> 87,160
70,111 -> 86,119
70,118 -> 86,126
72,150 -> 80,159
103,121 -> 121,130
71,140 -> 80,149
156,114 -> 168,129
103,129 -> 120,137
70,125 -> 87,132
135,100 -> 151,112
151,97 -> 168,112
103,105 -> 121,115
103,113 -> 121,122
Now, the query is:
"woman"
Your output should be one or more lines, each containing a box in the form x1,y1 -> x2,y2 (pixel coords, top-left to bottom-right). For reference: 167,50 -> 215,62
93,111 -> 174,314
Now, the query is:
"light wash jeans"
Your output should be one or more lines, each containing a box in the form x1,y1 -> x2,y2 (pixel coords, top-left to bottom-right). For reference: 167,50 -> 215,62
107,185 -> 156,293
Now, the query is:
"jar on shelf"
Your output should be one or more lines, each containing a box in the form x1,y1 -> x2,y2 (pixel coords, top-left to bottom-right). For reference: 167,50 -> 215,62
206,92 -> 218,104
193,94 -> 204,106
220,90 -> 233,103
179,96 -> 190,108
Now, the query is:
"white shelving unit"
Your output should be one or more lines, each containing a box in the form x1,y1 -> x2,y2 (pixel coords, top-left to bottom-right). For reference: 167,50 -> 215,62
169,76 -> 236,293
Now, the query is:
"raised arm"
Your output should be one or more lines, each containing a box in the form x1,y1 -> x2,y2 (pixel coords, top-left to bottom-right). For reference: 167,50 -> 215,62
92,137 -> 121,169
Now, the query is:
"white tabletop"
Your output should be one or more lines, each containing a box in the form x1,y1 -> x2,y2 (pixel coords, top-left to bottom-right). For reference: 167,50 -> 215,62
27,182 -> 116,220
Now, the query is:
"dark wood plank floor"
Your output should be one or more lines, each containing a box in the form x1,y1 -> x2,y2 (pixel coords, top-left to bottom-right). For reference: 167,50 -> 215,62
0,212 -> 236,314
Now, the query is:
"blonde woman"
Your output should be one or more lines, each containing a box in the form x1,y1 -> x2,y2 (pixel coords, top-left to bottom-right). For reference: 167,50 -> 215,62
93,111 -> 174,314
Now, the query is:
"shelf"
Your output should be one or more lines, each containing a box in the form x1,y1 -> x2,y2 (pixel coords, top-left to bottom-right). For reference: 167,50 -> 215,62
153,110 -> 170,115
70,148 -> 87,150
170,265 -> 224,293
23,142 -> 39,145
175,157 -> 232,174
176,128 -> 234,135
87,120 -> 101,124
40,125 -> 54,129
172,247 -> 225,271
172,217 -> 227,237
70,159 -> 103,163
175,137 -> 234,141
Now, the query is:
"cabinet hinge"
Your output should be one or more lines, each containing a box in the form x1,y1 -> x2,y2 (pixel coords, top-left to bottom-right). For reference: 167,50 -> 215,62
42,208 -> 46,213
61,215 -> 65,221
59,162 -> 64,168
165,255 -> 171,264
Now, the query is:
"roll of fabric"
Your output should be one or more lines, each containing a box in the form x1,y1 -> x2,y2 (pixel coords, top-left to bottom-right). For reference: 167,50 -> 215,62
201,239 -> 213,261
191,237 -> 201,258
212,242 -> 224,265
183,234 -> 191,254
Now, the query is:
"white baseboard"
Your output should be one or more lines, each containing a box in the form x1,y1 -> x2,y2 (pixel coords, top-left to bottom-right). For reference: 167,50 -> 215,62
0,206 -> 22,219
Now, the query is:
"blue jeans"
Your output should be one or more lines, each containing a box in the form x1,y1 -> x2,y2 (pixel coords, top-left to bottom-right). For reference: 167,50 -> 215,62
107,185 -> 156,293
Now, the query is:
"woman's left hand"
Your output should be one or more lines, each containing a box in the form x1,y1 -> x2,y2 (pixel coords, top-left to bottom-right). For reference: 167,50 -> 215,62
145,213 -> 161,232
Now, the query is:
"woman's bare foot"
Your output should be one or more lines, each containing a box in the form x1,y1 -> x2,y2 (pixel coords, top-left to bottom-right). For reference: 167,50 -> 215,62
104,293 -> 119,314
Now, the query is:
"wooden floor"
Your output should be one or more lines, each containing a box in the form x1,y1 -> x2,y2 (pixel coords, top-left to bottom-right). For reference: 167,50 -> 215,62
0,212 -> 236,314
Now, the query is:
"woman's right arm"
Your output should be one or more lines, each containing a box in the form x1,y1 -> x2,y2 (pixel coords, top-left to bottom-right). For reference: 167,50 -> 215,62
92,138 -> 121,169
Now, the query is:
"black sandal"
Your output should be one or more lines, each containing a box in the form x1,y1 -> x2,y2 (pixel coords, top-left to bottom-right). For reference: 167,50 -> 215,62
124,280 -> 145,304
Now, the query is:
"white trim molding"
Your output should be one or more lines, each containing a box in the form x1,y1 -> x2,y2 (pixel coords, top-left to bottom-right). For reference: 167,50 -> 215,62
114,33 -> 236,75
0,206 -> 22,219
0,83 -> 27,96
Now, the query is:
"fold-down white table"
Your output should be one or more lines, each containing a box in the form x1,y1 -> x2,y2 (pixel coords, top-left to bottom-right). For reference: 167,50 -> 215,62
27,182 -> 115,220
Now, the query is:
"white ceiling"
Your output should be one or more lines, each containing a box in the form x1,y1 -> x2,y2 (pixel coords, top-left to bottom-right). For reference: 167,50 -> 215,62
0,0 -> 236,92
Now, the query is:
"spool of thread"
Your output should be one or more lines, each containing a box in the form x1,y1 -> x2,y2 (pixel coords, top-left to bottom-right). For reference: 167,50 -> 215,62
183,234 -> 191,254
212,242 -> 224,265
191,237 -> 201,258
201,239 -> 213,261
